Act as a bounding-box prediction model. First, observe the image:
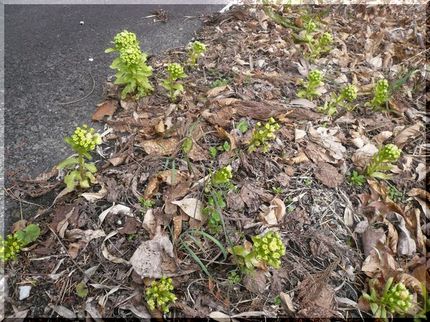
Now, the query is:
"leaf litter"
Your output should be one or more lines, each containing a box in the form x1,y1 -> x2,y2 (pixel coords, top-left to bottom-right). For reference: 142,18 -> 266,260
3,2 -> 428,319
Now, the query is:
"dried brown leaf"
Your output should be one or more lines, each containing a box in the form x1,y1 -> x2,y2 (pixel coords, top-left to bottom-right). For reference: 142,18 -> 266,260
92,100 -> 117,121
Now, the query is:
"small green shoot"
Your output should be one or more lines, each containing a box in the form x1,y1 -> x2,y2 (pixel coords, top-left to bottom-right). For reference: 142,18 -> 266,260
369,78 -> 390,110
365,144 -> 401,179
318,84 -> 358,116
248,117 -> 281,153
362,277 -> 413,320
0,224 -> 40,262
161,63 -> 187,102
57,125 -> 102,192
140,197 -> 155,211
76,282 -> 89,298
145,277 -> 177,313
187,41 -> 206,66
227,270 -> 242,285
210,78 -> 230,88
236,120 -> 249,134
297,70 -> 324,100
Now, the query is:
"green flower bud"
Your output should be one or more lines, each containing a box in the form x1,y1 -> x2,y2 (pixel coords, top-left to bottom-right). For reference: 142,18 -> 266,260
341,84 -> 358,102
319,32 -> 333,47
166,63 -> 186,80
113,30 -> 139,51
145,277 -> 176,313
308,70 -> 323,84
252,231 -> 285,269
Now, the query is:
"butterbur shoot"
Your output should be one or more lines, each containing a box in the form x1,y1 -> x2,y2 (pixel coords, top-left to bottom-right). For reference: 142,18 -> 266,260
105,30 -> 153,99
161,63 -> 187,102
57,125 -> 102,191
248,117 -> 280,153
307,32 -> 333,60
362,277 -> 413,320
252,231 -> 286,269
365,144 -> 401,179
229,231 -> 286,273
318,84 -> 358,116
145,277 -> 177,313
211,165 -> 233,187
297,70 -> 324,100
187,41 -> 206,66
370,78 -> 390,110
0,224 -> 40,262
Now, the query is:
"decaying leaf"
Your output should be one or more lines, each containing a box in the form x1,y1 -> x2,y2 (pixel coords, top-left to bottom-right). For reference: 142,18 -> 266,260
314,162 -> 344,188
308,127 -> 346,161
393,122 -> 423,148
130,230 -> 177,278
138,138 -> 179,156
260,198 -> 286,225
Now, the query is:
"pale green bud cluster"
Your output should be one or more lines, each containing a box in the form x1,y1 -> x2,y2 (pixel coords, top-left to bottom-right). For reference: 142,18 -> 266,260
67,125 -> 102,153
252,231 -> 286,269
0,235 -> 23,262
120,46 -> 143,67
340,84 -> 358,102
113,30 -> 139,51
166,63 -> 186,80
308,70 -> 323,84
248,117 -> 281,153
188,41 -> 207,66
305,20 -> 317,33
211,165 -> 233,186
371,79 -> 390,108
366,144 -> 401,179
145,277 -> 177,313
319,32 -> 333,48
384,282 -> 413,314
378,144 -> 402,162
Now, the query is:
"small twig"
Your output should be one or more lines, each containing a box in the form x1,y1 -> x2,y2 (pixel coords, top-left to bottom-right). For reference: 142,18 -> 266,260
57,71 -> 95,105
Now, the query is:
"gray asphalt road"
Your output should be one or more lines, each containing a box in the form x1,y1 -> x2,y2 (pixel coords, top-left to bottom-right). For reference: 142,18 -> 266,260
2,4 -> 222,229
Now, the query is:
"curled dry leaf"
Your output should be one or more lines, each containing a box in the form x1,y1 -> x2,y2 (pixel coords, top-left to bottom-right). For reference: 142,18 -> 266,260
99,204 -> 133,224
308,127 -> 346,161
142,209 -> 156,236
129,230 -> 177,278
171,198 -> 203,221
138,137 -> 178,156
101,231 -> 130,264
81,185 -> 107,202
260,197 -> 286,225
243,270 -> 266,294
314,162 -> 344,188
386,212 -> 416,256
393,122 -> 423,148
352,143 -> 378,169
361,248 -> 397,278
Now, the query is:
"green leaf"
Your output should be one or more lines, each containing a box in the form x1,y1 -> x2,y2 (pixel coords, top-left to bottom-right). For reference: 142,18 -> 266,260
209,147 -> 217,158
236,120 -> 249,133
182,137 -> 193,154
84,162 -> 97,173
14,224 -> 40,246
370,172 -> 391,180
57,157 -> 79,170
222,141 -> 230,152
104,47 -> 115,53
64,171 -> 78,191
76,282 -> 89,298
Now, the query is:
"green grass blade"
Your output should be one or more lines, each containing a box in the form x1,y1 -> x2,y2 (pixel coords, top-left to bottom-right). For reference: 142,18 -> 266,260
180,242 -> 211,277
189,230 -> 227,260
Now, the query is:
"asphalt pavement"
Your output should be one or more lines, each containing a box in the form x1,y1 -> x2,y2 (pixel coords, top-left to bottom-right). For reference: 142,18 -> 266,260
2,4 -> 223,230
